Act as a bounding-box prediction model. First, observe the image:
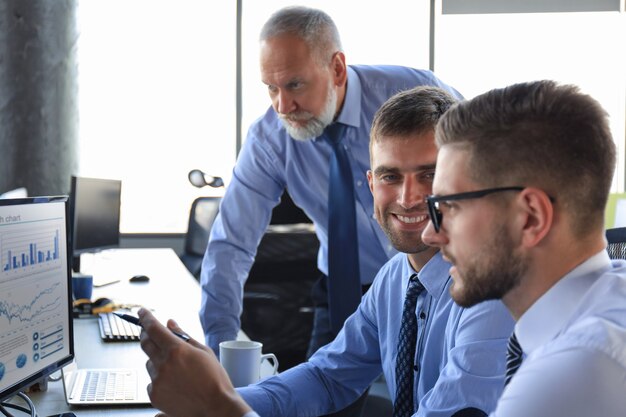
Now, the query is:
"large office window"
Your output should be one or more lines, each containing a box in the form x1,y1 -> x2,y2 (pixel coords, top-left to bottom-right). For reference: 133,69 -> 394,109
76,1 -> 235,233
435,8 -> 626,190
77,0 -> 431,233
77,1 -> 625,233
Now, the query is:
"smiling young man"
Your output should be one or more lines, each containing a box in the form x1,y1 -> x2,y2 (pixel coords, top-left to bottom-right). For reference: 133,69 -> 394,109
422,80 -> 626,417
139,86 -> 513,417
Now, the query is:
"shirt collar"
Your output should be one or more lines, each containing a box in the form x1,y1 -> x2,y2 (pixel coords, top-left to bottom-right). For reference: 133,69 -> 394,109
516,249 -> 612,354
309,66 -> 361,143
403,251 -> 450,298
335,66 -> 361,128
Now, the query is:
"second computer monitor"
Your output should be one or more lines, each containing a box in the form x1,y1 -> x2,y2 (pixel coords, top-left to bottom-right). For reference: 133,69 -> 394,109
69,176 -> 121,271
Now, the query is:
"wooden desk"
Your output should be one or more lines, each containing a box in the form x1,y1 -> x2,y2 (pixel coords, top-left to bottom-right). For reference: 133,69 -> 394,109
28,248 -> 218,416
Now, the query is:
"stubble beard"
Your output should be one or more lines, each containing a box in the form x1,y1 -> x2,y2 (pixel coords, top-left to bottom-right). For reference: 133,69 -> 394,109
449,222 -> 527,308
379,210 -> 431,255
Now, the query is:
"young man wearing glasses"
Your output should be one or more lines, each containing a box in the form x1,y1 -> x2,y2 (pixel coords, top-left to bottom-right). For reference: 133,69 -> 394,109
422,80 -> 626,416
138,86 -> 514,417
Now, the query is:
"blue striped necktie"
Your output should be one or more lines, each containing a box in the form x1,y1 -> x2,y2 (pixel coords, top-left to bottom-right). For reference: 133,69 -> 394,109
504,332 -> 523,386
393,274 -> 425,417
326,122 -> 361,334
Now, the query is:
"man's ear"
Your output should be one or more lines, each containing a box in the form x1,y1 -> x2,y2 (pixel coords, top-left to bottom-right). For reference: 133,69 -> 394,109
517,187 -> 554,248
331,51 -> 347,87
367,170 -> 374,195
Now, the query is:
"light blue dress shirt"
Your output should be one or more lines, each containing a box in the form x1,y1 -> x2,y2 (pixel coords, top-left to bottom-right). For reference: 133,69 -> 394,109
492,250 -> 626,417
200,65 -> 462,351
238,252 -> 514,417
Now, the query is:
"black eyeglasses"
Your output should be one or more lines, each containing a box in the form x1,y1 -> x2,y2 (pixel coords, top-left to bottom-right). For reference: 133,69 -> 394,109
425,187 -> 525,233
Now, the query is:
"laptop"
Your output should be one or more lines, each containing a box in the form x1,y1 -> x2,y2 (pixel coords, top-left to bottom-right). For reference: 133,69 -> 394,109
62,361 -> 151,405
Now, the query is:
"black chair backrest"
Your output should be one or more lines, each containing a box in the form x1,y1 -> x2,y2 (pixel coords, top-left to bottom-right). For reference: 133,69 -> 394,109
185,196 -> 221,257
606,227 -> 626,260
270,191 -> 312,225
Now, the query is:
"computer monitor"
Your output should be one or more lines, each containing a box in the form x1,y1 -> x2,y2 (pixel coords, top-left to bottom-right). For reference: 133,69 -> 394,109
69,176 -> 121,272
0,196 -> 74,405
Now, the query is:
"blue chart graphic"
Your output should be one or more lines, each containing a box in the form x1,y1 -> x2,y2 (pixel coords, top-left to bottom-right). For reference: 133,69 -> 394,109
2,228 -> 60,272
0,282 -> 62,325
34,323 -> 65,361
16,353 -> 27,369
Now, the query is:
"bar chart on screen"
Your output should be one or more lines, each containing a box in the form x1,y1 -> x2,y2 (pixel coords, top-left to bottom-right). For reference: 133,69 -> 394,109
1,225 -> 62,274
0,210 -> 69,385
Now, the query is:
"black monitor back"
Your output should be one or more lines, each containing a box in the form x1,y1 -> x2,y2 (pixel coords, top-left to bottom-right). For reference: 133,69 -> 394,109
69,176 -> 121,270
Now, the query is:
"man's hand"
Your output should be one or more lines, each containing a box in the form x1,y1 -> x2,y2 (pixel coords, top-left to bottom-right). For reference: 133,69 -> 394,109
138,308 -> 252,417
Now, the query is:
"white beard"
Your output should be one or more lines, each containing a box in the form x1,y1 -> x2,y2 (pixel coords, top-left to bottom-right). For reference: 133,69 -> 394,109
279,81 -> 337,141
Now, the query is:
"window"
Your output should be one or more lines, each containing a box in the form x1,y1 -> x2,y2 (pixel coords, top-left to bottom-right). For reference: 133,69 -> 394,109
76,0 -> 235,233
77,1 -> 626,233
435,8 -> 626,190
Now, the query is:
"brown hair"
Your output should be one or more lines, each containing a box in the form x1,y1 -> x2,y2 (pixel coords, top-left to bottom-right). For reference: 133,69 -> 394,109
436,80 -> 616,237
370,86 -> 457,160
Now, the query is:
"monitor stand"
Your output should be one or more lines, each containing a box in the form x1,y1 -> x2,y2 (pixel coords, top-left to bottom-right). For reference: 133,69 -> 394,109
72,254 -> 81,273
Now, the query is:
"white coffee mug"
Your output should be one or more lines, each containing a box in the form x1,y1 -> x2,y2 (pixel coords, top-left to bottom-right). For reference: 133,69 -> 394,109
219,340 -> 279,387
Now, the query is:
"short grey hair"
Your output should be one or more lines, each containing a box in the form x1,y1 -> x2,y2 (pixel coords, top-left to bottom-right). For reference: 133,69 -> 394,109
260,6 -> 342,65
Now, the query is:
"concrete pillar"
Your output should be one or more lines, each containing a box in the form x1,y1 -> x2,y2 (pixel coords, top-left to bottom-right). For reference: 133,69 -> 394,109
0,0 -> 78,196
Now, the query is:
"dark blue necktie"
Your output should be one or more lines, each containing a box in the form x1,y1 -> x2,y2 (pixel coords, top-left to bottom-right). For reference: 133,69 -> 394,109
393,274 -> 425,417
504,332 -> 523,387
326,122 -> 361,334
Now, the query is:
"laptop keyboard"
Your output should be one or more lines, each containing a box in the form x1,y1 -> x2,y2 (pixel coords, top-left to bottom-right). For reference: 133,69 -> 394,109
73,369 -> 138,402
98,312 -> 141,341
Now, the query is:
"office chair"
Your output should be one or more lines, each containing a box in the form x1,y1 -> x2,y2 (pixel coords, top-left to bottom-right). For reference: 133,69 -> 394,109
179,196 -> 221,279
606,227 -> 626,259
243,193 -> 393,412
240,191 -> 319,371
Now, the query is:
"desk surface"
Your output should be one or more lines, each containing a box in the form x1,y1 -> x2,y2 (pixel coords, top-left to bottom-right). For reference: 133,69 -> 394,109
28,248 -> 217,416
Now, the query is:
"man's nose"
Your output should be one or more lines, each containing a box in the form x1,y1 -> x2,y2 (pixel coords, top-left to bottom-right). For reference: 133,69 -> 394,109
398,178 -> 426,209
422,219 -> 446,248
275,90 -> 296,115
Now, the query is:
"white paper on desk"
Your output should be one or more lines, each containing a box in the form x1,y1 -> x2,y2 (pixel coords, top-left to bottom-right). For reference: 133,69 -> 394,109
79,251 -> 123,287
615,199 -> 626,227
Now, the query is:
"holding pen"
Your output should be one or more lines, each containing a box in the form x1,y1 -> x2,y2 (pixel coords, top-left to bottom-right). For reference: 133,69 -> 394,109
114,312 -> 191,342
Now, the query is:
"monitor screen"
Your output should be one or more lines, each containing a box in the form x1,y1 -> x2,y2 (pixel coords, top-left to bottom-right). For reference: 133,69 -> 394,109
70,176 -> 121,257
0,196 -> 74,402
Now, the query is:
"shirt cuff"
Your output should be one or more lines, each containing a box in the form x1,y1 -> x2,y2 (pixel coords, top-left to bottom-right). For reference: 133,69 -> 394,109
206,331 -> 238,355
